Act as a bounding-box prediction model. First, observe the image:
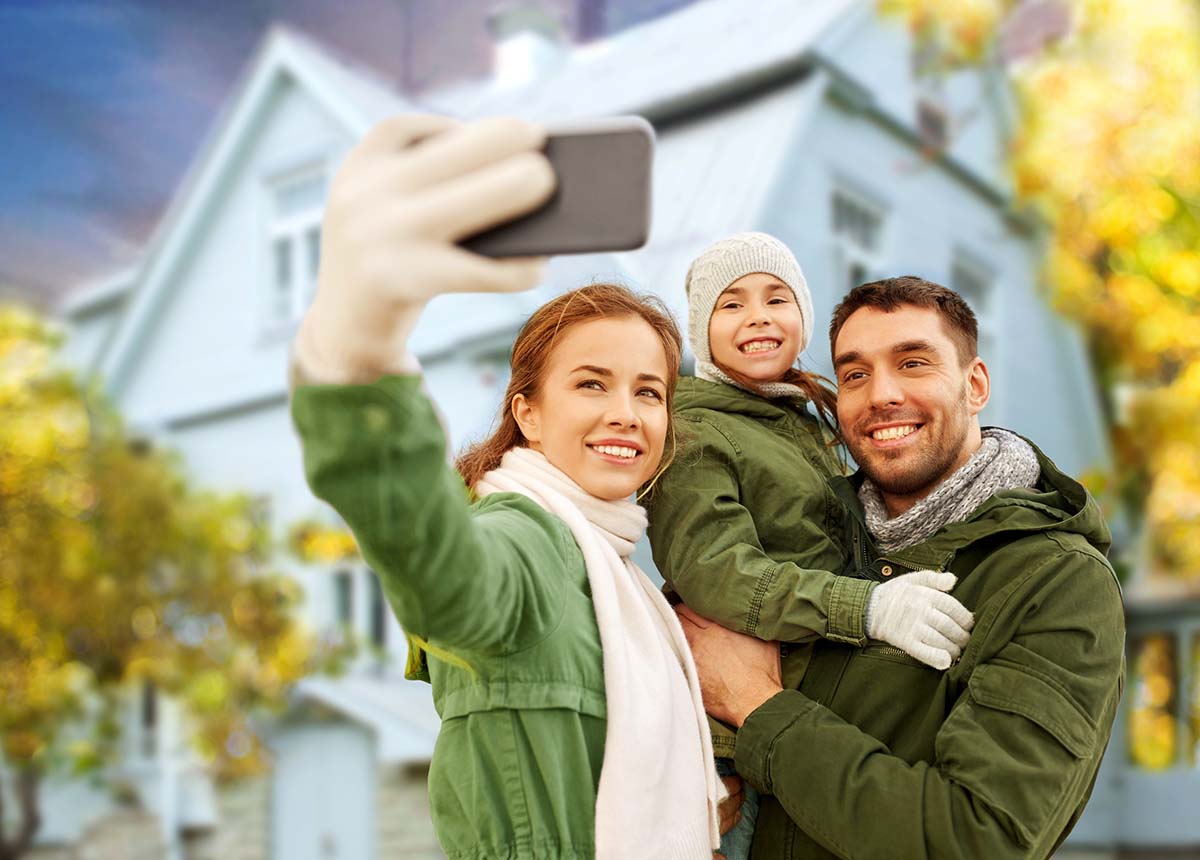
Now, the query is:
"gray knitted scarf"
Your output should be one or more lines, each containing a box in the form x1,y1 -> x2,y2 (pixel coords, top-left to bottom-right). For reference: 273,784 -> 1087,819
859,428 -> 1040,553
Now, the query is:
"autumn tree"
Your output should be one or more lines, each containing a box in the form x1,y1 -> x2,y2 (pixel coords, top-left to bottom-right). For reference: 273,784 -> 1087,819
883,0 -> 1200,580
0,305 -> 330,859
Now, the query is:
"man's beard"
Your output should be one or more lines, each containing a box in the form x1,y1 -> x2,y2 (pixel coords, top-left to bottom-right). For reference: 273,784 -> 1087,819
846,400 -> 971,498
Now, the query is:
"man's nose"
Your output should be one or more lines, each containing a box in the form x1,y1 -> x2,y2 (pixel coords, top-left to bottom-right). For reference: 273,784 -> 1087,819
867,370 -> 904,407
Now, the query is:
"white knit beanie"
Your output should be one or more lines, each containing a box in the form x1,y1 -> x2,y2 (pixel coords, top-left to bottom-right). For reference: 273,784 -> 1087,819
684,232 -> 814,367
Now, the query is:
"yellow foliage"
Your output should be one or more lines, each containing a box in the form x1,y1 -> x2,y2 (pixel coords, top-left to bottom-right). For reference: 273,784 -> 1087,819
886,0 -> 1200,579
0,304 -> 335,780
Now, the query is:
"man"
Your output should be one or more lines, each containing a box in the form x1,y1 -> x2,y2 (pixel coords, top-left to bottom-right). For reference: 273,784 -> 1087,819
678,276 -> 1125,859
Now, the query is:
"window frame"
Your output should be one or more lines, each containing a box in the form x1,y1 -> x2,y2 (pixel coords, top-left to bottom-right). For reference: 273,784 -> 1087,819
261,163 -> 327,330
830,183 -> 888,294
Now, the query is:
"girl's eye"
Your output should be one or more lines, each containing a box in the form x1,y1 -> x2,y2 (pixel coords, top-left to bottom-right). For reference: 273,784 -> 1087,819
768,297 -> 788,305
720,302 -> 741,310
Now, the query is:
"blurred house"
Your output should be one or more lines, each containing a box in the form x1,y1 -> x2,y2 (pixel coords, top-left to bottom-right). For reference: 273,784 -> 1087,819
49,0 -> 1194,857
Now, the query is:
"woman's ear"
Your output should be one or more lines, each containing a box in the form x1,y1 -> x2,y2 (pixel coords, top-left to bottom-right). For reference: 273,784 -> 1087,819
511,393 -> 541,445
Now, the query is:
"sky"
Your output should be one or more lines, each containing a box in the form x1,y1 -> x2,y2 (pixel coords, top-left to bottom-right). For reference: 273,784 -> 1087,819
0,0 -> 694,308
0,0 -> 424,306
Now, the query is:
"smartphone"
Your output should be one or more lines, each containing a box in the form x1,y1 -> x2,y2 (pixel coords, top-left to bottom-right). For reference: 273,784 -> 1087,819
462,115 -> 654,257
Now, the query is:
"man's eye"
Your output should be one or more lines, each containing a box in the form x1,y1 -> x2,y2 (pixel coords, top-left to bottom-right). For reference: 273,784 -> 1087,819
843,371 -> 866,383
901,359 -> 926,369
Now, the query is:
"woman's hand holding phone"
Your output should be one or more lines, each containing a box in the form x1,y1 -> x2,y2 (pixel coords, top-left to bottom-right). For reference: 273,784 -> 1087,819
294,115 -> 556,384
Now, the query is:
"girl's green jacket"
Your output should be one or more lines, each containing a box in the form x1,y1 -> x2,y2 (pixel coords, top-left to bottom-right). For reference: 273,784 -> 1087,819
292,374 -> 605,860
646,376 -> 868,755
647,376 -> 868,644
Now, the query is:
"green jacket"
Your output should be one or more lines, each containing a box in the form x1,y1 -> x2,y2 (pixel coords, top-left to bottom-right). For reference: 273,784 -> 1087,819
647,377 -> 868,643
646,377 -> 869,756
292,374 -> 604,860
734,435 -> 1126,860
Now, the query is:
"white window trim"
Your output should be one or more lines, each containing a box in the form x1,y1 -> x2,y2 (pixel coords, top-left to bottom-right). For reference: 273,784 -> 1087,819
950,247 -> 1003,420
830,182 -> 889,293
261,164 -> 327,333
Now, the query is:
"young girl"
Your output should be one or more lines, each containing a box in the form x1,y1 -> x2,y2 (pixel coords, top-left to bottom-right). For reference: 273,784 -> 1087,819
291,115 -> 724,859
647,232 -> 974,859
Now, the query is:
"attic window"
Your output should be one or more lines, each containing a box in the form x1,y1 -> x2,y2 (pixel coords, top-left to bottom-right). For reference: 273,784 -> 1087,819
917,97 -> 948,150
265,170 -> 326,326
832,188 -> 886,293
949,251 -> 997,363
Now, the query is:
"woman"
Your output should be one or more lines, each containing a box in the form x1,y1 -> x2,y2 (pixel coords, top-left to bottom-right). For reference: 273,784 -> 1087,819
289,115 -> 724,859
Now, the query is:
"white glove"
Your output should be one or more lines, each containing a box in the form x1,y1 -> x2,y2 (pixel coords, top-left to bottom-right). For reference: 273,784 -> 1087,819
295,115 -> 557,384
865,570 -> 974,670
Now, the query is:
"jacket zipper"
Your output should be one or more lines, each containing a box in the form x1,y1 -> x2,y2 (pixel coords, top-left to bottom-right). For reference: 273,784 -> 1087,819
852,530 -> 875,580
868,645 -> 909,658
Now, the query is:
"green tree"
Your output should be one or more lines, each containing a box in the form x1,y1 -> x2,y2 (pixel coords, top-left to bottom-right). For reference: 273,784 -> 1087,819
0,305 -> 328,859
883,0 -> 1200,579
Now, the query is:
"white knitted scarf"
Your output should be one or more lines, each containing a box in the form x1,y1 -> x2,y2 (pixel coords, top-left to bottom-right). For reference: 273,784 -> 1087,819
476,446 -> 722,859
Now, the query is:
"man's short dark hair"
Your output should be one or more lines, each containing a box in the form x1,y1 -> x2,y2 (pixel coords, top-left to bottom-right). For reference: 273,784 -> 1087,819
828,276 -> 979,366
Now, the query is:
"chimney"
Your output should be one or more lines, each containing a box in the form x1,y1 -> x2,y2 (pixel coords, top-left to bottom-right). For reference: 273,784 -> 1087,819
488,2 -> 566,90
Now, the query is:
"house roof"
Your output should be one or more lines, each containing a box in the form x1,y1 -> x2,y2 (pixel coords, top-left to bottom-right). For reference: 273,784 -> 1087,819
430,0 -> 860,121
79,1 -> 866,394
296,674 -> 440,764
91,25 -> 416,392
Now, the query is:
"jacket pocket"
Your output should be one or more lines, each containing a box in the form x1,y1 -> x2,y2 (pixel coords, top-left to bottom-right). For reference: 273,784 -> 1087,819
935,661 -> 1098,850
967,662 -> 1095,757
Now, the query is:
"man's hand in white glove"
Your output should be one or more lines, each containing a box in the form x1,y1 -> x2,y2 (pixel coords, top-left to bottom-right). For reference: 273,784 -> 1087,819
295,115 -> 557,384
865,570 -> 974,670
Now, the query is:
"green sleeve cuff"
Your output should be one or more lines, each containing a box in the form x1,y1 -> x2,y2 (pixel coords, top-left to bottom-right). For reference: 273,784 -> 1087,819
826,577 -> 876,645
734,690 -> 820,794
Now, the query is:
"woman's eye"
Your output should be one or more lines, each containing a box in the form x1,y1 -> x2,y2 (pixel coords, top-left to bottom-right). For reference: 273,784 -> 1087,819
579,379 -> 604,391
639,388 -> 664,400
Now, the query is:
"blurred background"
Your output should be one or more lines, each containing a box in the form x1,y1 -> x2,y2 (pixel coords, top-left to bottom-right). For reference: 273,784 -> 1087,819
2,0 -> 1198,858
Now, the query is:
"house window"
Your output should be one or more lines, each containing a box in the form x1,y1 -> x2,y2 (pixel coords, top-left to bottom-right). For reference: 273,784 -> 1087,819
333,569 -> 354,629
265,170 -> 326,325
368,572 -> 387,651
140,680 -> 158,758
917,97 -> 949,150
1191,632 -> 1200,767
950,252 -> 997,363
832,189 -> 885,293
1130,633 -> 1177,770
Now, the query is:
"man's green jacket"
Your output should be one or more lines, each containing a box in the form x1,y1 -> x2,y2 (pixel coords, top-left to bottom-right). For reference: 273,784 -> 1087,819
736,435 -> 1126,859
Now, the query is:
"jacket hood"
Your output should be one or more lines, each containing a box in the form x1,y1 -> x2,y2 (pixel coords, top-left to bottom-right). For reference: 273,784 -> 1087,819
832,430 -> 1112,566
674,374 -> 804,420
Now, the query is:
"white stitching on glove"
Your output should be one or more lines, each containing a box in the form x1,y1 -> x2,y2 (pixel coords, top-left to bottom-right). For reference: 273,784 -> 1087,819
294,115 -> 557,384
865,570 -> 974,670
